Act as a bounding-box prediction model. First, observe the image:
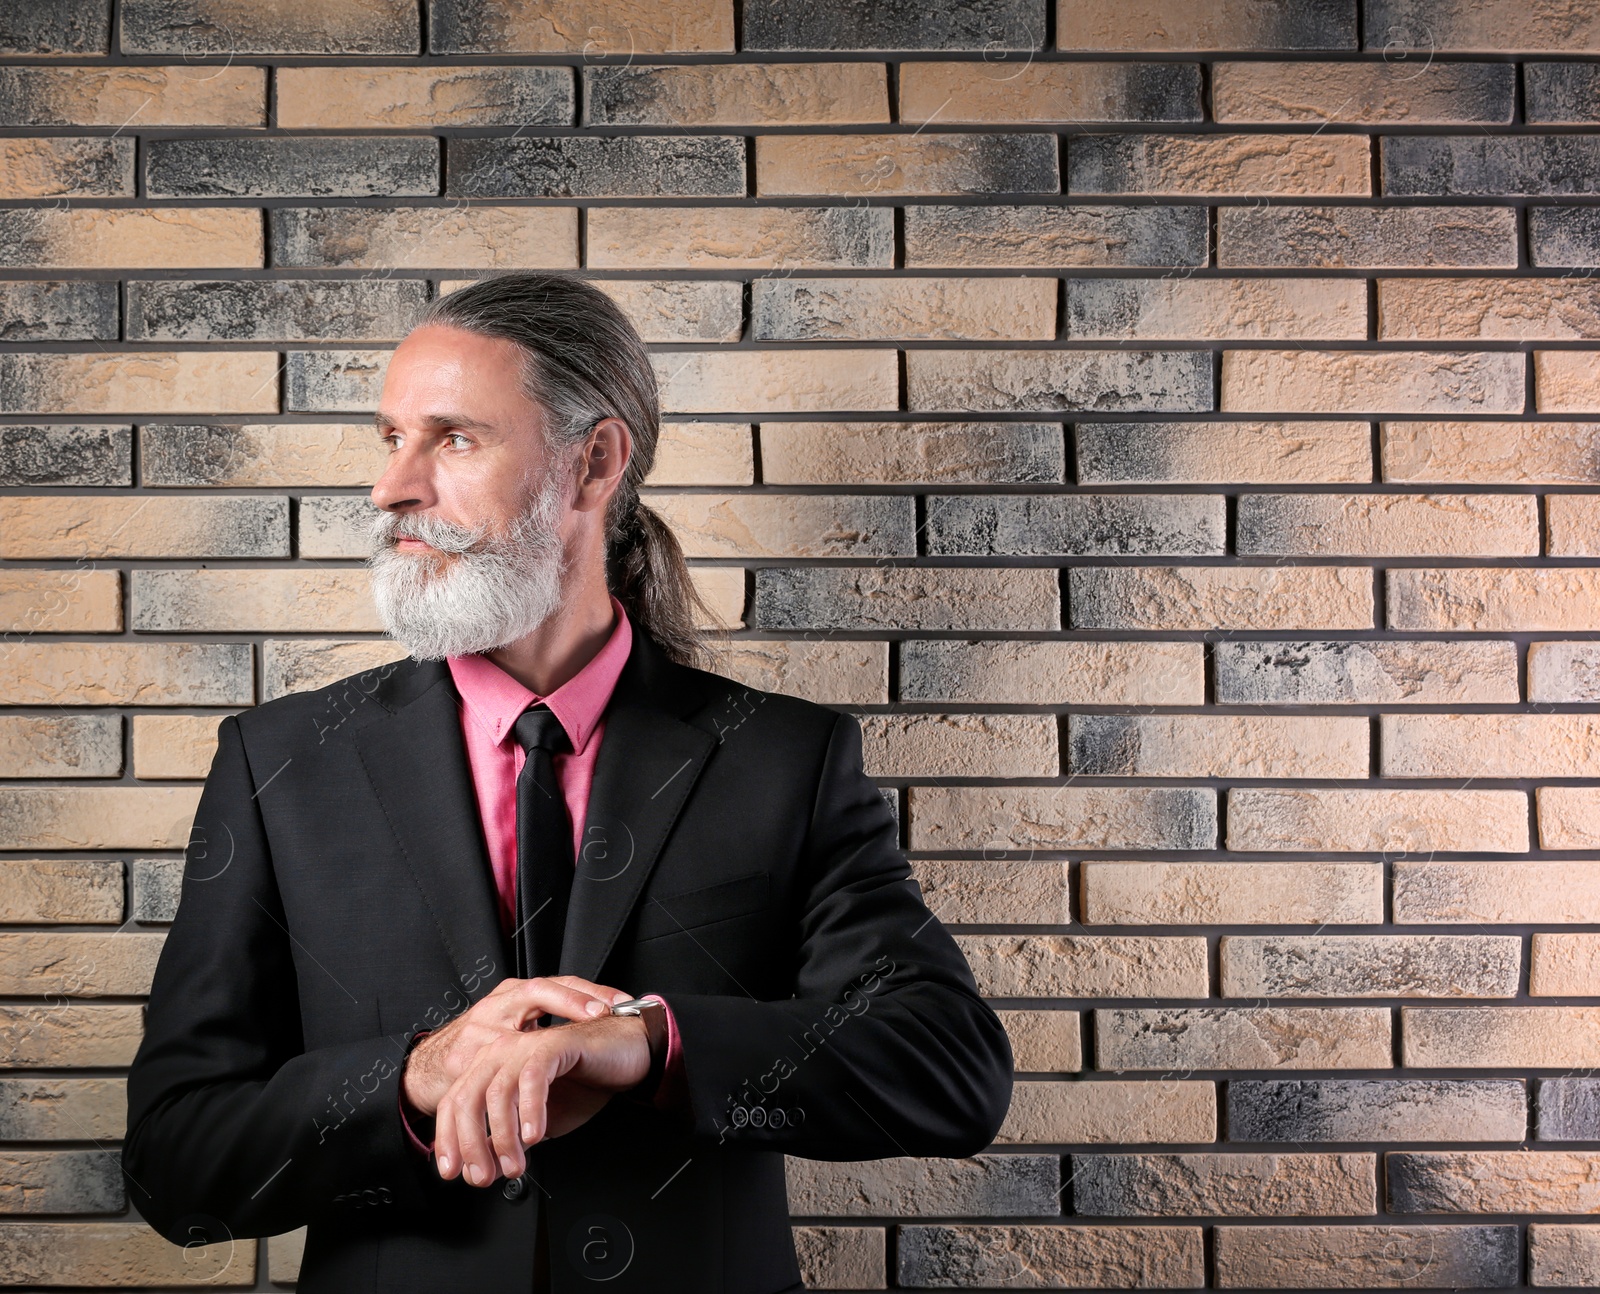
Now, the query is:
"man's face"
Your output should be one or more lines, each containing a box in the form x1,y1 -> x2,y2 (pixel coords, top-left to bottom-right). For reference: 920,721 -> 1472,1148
367,324 -> 576,659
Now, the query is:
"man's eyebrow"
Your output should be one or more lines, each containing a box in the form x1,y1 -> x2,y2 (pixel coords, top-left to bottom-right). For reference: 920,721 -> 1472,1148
372,412 -> 497,432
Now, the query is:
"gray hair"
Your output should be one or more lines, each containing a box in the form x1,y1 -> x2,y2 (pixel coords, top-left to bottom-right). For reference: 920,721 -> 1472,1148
412,273 -> 710,668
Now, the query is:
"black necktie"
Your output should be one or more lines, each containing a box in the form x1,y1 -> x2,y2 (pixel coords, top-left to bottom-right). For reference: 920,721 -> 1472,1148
512,705 -> 574,982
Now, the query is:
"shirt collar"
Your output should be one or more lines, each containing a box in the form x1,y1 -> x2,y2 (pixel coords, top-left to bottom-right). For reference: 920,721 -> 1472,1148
445,596 -> 633,756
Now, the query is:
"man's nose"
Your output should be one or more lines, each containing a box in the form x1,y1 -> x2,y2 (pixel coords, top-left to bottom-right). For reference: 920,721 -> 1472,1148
371,444 -> 434,513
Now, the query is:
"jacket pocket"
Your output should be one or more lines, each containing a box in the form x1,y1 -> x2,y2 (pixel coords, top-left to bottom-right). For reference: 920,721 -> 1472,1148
632,871 -> 770,942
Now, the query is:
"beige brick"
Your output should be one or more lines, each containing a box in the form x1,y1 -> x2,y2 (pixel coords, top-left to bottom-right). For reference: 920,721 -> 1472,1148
1096,1007 -> 1393,1071
0,65 -> 265,126
900,61 -> 1197,124
910,786 -> 1215,852
1222,349 -> 1525,414
0,494 -> 288,558
1405,1006 -> 1600,1067
899,1223 -> 1204,1288
1384,713 -> 1600,779
0,932 -> 165,996
754,276 -> 1055,341
0,641 -> 250,706
690,566 -> 745,629
1530,641 -> 1600,702
132,568 -> 379,632
1536,350 -> 1600,411
0,1149 -> 123,1212
0,861 -> 122,925
1228,788 -> 1529,853
1074,1152 -> 1376,1217
0,1004 -> 144,1068
1383,420 -> 1600,483
652,350 -> 896,414
1082,862 -> 1383,926
1222,935 -> 1520,998
1380,276 -> 1600,340
959,934 -> 1208,999
649,491 -> 911,558
1396,861 -> 1600,924
708,640 -> 885,705
1547,493 -> 1600,555
645,423 -> 752,484
1215,1224 -> 1518,1289
1071,565 -> 1374,631
0,1077 -> 126,1140
757,133 -> 1056,197
1388,567 -> 1600,631
785,1155 -> 1058,1217
1060,0 -> 1357,51
566,281 -> 737,344
0,787 -> 200,851
434,0 -> 732,53
900,639 -> 1202,706
261,638 -> 408,700
1068,277 -> 1364,341
268,1228 -> 306,1285
0,1222 -> 250,1285
141,421 -> 387,487
586,206 -> 890,270
0,715 -> 119,778
910,861 -> 1071,926
792,1226 -> 883,1291
131,713 -> 225,780
1389,1150 -> 1600,1214
1071,133 -> 1370,197
761,421 -> 1063,485
0,351 -> 279,415
585,62 -> 887,126
1077,419 -> 1373,484
0,137 -> 132,198
1214,61 -> 1513,124
298,494 -> 376,559
1237,491 -> 1537,556
276,66 -> 570,128
997,1080 -> 1215,1145
1068,714 -> 1367,779
1214,639 -> 1519,705
1531,1225 -> 1600,1286
275,205 -> 576,269
0,207 -> 262,269
0,569 -> 120,634
861,714 -> 1057,778
997,1010 -> 1082,1073
1531,933 -> 1600,996
1539,786 -> 1600,848
1383,0 -> 1600,51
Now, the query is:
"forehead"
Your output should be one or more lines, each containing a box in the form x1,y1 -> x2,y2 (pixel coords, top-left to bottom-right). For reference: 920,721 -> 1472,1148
378,324 -> 534,418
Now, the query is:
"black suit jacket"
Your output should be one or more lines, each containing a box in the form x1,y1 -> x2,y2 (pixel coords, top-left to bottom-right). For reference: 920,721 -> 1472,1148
123,628 -> 1014,1293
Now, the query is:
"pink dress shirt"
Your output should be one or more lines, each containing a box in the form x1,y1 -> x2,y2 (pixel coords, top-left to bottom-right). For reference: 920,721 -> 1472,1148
399,597 -> 685,1157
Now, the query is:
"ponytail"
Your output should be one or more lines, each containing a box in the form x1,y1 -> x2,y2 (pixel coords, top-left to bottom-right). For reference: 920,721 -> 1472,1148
606,493 -> 714,669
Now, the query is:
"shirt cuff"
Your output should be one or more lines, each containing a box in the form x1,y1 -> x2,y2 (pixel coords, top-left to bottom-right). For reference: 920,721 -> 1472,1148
399,1030 -> 435,1158
639,993 -> 688,1113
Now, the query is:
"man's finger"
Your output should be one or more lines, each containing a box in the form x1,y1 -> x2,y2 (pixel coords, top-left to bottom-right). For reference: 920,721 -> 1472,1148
485,1061 -> 525,1180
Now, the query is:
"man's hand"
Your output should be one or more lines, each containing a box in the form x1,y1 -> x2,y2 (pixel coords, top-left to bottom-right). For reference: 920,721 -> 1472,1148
433,1011 -> 651,1186
401,975 -> 631,1121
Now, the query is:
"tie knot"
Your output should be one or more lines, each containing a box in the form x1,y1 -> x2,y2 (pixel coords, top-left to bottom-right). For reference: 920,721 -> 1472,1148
513,705 -> 571,755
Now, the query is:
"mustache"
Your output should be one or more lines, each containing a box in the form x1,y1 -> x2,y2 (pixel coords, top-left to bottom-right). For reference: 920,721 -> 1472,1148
369,508 -> 491,555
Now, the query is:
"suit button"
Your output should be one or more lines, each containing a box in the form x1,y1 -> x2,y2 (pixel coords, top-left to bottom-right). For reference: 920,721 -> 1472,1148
502,1173 -> 528,1201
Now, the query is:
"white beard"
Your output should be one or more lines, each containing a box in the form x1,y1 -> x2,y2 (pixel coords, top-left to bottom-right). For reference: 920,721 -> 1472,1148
366,468 -> 570,661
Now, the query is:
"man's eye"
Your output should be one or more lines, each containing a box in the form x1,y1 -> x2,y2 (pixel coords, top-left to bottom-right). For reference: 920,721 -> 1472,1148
446,432 -> 471,448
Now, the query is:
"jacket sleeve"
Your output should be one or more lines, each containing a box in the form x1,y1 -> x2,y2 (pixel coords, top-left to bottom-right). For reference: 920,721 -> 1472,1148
659,711 -> 1015,1160
122,714 -> 438,1244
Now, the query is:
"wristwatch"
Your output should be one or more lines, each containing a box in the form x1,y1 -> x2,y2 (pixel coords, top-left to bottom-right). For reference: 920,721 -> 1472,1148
610,996 -> 667,1102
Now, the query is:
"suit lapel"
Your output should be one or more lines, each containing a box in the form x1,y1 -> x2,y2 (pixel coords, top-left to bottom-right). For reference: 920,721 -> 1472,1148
352,659 -> 509,991
558,633 -> 717,984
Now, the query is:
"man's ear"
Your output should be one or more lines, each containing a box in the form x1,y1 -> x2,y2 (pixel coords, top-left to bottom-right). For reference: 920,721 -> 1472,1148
572,417 -> 632,514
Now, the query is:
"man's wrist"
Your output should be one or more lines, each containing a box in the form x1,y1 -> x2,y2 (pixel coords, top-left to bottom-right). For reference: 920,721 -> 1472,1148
399,1029 -> 437,1144
613,997 -> 668,1102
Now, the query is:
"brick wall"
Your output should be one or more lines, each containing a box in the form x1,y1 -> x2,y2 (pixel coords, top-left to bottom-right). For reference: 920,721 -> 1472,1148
2,0 -> 1600,1288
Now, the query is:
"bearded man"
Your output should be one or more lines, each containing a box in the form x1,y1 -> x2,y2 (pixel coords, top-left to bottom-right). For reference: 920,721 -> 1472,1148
121,273 -> 1014,1293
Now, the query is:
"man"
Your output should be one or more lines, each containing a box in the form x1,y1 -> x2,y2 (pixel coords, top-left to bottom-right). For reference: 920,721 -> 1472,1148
122,273 -> 1014,1293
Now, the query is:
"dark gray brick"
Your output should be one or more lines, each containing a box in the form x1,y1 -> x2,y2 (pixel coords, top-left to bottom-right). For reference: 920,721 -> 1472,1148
141,423 -> 257,486
926,493 -> 1224,557
145,137 -> 437,198
131,857 -> 184,923
126,279 -> 427,342
1219,204 -> 1517,268
122,0 -> 417,54
0,425 -> 130,486
1530,206 -> 1600,267
1071,1152 -> 1375,1217
285,350 -> 390,412
0,0 -> 109,54
1383,134 -> 1600,197
786,1155 -> 1060,1217
0,1149 -> 124,1212
1536,1078 -> 1600,1140
447,136 -> 744,198
752,568 -> 1059,631
908,349 -> 1213,414
1525,63 -> 1600,123
744,0 -> 1043,51
1101,63 -> 1204,122
905,204 -> 1207,268
0,281 -> 116,341
1228,1079 -> 1528,1144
